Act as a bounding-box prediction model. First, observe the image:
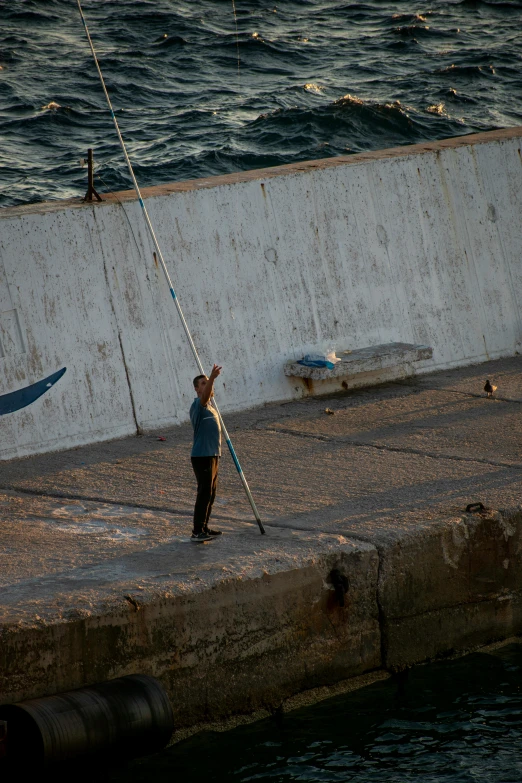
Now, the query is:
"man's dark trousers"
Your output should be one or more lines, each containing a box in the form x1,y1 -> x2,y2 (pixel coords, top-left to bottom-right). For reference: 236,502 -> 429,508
191,456 -> 219,534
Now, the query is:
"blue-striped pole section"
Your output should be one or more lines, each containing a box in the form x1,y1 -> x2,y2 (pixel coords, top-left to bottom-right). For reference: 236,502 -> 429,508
77,0 -> 265,535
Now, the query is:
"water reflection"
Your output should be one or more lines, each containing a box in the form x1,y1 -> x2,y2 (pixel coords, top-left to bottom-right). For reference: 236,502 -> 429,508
108,643 -> 522,782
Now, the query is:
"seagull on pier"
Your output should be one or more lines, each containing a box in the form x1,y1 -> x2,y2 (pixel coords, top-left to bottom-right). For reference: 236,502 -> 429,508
484,379 -> 497,398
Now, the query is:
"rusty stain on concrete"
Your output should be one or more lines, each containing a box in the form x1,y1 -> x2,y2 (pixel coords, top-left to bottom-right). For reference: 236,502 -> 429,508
96,343 -> 109,360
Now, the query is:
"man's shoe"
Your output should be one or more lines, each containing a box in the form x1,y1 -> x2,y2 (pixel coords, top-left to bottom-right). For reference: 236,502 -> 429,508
191,531 -> 213,542
205,528 -> 222,536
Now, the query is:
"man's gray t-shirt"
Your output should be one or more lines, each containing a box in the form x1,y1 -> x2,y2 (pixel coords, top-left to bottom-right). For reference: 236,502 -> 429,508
190,398 -> 222,457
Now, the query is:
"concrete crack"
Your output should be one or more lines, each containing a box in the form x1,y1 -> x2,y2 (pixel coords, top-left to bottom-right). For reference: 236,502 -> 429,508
376,548 -> 388,671
118,331 -> 142,436
93,208 -> 141,438
263,426 -> 522,471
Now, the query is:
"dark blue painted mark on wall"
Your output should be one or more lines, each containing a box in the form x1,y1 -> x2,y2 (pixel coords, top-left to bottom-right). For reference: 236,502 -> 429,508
0,367 -> 66,416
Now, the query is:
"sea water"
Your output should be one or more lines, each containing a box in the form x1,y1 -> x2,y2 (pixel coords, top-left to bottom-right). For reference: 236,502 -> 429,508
1,0 -> 522,208
2,4 -> 522,780
107,643 -> 522,783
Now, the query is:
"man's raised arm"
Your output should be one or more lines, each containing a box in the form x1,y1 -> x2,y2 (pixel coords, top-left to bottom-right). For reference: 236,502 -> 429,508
200,364 -> 222,407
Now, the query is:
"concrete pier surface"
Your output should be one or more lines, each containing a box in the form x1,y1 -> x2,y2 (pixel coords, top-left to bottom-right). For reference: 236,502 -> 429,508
1,355 -> 522,730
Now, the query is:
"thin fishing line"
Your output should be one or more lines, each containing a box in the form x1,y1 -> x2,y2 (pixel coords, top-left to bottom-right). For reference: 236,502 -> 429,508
231,0 -> 241,83
94,169 -> 142,257
77,0 -> 265,535
230,0 -> 241,189
230,0 -> 242,354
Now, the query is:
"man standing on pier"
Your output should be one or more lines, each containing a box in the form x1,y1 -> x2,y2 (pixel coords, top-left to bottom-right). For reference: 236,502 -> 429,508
190,364 -> 223,542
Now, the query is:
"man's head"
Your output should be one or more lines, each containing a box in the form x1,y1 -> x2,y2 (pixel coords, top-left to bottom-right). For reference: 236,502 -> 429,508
193,374 -> 208,398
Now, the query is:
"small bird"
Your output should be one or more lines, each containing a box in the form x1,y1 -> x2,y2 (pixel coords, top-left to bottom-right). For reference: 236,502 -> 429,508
324,408 -> 335,415
484,379 -> 497,398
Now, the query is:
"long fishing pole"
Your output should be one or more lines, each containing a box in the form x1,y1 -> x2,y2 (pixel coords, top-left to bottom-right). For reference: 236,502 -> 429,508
77,0 -> 265,535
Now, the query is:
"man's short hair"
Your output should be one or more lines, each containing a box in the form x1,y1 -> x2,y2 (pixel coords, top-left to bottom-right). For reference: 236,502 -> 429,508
193,374 -> 206,389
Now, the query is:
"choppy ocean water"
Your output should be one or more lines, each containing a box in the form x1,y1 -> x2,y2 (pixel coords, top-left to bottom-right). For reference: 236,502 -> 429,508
105,643 -> 522,783
1,0 -> 522,209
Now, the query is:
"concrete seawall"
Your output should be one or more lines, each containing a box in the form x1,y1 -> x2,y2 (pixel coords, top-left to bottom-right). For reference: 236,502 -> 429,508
2,502 -> 521,728
1,127 -> 521,459
2,356 -> 522,727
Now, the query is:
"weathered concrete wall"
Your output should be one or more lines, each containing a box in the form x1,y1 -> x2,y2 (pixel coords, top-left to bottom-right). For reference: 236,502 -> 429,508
1,127 -> 521,459
0,545 -> 381,724
379,508 -> 522,670
2,509 -> 522,727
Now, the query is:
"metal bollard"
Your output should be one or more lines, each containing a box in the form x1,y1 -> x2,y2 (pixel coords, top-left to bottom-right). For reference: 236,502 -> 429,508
0,674 -> 174,767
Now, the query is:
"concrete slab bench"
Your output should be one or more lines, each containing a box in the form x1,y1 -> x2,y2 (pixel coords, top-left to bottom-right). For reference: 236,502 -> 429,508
284,342 -> 433,396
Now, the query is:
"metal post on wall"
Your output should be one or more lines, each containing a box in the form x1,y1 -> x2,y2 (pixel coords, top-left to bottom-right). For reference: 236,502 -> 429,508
83,148 -> 102,202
